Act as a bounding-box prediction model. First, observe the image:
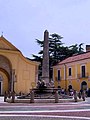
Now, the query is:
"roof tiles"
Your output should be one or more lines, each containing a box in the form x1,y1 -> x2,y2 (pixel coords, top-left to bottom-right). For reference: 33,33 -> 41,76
58,52 -> 90,65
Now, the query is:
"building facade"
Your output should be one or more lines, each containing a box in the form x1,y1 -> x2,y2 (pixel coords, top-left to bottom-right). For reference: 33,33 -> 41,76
53,52 -> 90,92
0,36 -> 39,95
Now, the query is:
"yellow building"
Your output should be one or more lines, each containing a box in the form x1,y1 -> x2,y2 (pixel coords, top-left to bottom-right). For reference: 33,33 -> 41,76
0,36 -> 39,95
53,51 -> 90,92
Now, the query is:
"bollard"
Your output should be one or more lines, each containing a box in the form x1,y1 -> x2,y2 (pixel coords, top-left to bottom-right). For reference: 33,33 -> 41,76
55,90 -> 59,103
82,91 -> 85,101
11,91 -> 15,103
74,90 -> 77,102
4,91 -> 7,102
30,90 -> 34,103
78,92 -> 81,99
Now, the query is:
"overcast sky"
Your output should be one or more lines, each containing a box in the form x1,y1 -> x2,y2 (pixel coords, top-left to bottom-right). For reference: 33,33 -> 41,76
0,0 -> 90,58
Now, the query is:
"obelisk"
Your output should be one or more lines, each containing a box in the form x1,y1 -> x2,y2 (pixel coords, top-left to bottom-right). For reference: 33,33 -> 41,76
42,30 -> 49,85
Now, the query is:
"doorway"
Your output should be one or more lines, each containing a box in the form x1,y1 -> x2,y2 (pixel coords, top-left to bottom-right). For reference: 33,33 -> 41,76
0,72 -> 9,95
0,55 -> 12,94
68,85 -> 72,90
81,81 -> 87,90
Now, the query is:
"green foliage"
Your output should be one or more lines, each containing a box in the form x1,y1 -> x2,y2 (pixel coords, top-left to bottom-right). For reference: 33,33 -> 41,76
36,39 -> 44,47
79,43 -> 84,53
32,33 -> 84,79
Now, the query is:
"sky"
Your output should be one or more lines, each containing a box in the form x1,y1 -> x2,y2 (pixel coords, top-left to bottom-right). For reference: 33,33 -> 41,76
0,0 -> 90,58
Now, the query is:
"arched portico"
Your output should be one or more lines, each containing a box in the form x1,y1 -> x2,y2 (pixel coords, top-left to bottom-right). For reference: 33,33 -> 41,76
0,55 -> 12,95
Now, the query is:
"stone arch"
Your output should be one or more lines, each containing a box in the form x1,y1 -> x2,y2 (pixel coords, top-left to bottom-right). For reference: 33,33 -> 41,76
0,55 -> 12,94
0,55 -> 12,76
0,74 -> 3,81
0,68 -> 10,79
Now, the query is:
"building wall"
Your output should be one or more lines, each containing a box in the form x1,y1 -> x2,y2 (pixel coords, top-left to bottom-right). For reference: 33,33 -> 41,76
53,59 -> 90,92
0,49 -> 38,94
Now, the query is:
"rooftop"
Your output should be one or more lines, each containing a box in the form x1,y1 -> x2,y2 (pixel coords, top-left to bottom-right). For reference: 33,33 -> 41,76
58,52 -> 90,65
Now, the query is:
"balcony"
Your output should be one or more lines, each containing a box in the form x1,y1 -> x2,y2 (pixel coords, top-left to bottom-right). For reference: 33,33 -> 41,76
77,73 -> 88,79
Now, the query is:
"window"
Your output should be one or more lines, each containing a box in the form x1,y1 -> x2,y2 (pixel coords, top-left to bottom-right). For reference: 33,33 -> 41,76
81,65 -> 85,77
57,70 -> 60,81
69,68 -> 72,76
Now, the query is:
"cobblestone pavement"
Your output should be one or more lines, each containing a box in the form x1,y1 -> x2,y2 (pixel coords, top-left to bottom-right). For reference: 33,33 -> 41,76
0,97 -> 90,119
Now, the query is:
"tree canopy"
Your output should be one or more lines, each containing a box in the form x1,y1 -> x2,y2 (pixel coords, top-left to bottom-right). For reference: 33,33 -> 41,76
32,33 -> 84,79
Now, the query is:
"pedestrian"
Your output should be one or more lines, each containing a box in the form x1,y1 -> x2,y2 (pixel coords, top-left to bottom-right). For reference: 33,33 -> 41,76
82,90 -> 85,101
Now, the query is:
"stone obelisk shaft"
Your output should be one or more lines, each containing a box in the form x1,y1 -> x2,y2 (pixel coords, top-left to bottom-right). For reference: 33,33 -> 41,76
42,30 -> 49,84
